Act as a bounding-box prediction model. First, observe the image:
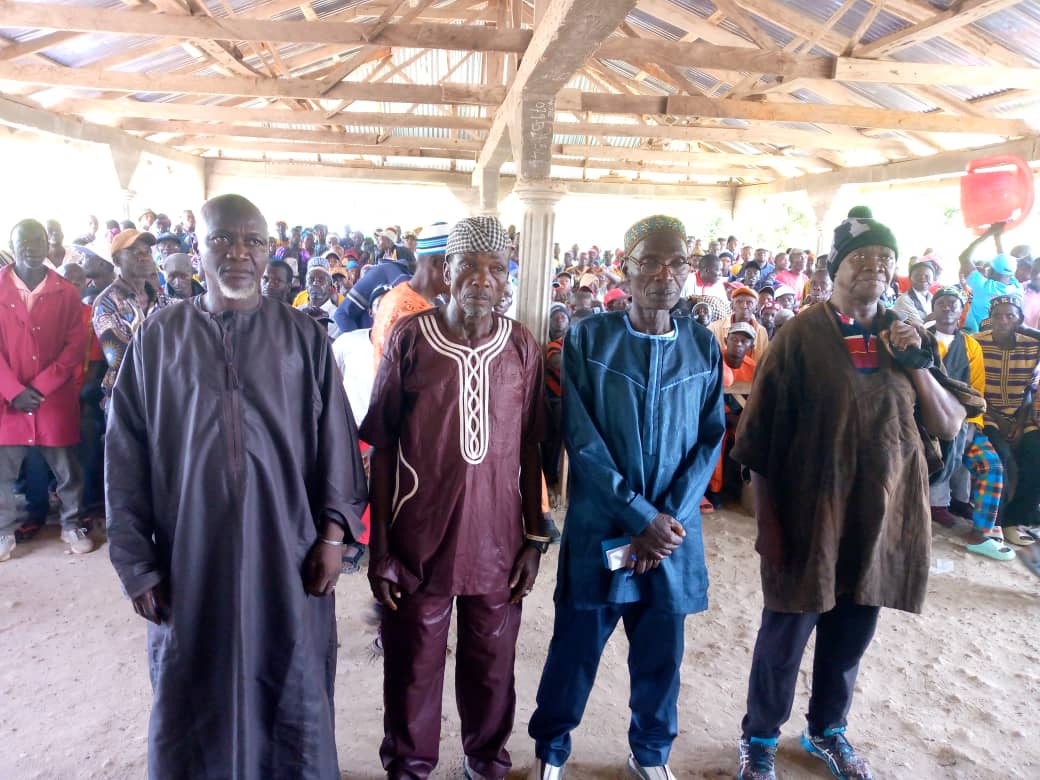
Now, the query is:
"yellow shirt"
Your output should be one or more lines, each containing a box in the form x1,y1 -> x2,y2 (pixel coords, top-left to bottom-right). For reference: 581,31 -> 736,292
937,332 -> 984,427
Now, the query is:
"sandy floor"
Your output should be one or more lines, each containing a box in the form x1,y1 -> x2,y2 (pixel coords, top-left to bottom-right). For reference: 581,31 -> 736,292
1,508 -> 1038,780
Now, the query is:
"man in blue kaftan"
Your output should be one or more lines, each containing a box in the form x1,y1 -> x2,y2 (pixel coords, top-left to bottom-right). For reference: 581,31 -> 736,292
527,216 -> 725,780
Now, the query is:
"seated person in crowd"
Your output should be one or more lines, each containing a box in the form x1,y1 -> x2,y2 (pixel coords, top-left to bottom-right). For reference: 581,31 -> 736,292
705,321 -> 756,510
163,253 -> 203,300
973,294 -> 1040,546
296,260 -> 341,340
261,260 -> 293,304
709,286 -> 769,362
927,287 -> 1013,562
802,269 -> 833,308
892,258 -> 937,324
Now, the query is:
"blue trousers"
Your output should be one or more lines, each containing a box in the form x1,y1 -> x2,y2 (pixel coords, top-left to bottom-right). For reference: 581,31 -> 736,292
529,601 -> 686,767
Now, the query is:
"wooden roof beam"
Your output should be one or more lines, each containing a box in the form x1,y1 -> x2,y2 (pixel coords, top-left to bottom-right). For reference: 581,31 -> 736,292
475,0 -> 639,181
56,98 -> 493,130
558,91 -> 1029,136
0,0 -> 532,53
123,119 -> 483,148
0,63 -> 506,105
854,0 -> 1023,59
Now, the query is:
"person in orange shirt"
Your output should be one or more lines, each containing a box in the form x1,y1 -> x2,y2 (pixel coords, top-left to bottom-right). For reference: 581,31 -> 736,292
706,322 -> 756,509
370,222 -> 451,369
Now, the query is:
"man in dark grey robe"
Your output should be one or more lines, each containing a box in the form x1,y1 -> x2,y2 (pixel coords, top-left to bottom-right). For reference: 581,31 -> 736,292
106,194 -> 367,780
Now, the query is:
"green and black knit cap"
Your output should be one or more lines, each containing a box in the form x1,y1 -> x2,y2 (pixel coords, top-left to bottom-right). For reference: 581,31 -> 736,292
827,206 -> 899,279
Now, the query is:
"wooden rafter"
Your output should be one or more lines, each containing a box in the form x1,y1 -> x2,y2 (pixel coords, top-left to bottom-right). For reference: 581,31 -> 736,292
0,1 -> 532,53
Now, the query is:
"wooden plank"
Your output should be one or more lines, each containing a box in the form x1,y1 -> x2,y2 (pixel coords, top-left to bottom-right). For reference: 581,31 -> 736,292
854,0 -> 1022,59
0,94 -> 203,167
834,57 -> 1040,91
561,120 -> 908,153
596,38 -> 831,79
563,91 -> 1030,135
0,1 -> 533,53
0,63 -> 506,105
125,119 -> 483,149
553,143 -> 807,168
741,135 -> 1040,196
57,98 -> 493,130
0,31 -> 79,62
173,138 -> 477,158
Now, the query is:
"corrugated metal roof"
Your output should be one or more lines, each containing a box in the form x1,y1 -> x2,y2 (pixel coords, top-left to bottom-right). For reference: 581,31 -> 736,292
4,0 -> 1039,181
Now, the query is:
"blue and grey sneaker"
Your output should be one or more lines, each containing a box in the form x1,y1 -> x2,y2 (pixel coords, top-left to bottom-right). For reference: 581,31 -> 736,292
738,737 -> 777,780
800,727 -> 874,779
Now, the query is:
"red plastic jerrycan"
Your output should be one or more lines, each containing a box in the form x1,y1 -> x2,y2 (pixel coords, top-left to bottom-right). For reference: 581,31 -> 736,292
960,155 -> 1034,235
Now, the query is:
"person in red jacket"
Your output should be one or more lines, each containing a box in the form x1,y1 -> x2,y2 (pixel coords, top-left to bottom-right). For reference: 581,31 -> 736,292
0,219 -> 93,562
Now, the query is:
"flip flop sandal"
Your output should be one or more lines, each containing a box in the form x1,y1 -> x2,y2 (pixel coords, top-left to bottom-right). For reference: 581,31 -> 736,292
966,538 -> 1016,561
1003,526 -> 1037,546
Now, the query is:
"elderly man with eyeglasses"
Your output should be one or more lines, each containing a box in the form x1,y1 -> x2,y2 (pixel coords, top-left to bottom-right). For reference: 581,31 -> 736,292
527,215 -> 726,780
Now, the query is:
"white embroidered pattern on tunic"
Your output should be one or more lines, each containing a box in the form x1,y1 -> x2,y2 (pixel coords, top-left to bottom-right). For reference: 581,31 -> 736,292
417,315 -> 512,465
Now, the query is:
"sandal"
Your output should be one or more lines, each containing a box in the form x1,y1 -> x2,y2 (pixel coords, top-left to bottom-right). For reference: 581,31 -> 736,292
1003,526 -> 1037,546
966,538 -> 1016,561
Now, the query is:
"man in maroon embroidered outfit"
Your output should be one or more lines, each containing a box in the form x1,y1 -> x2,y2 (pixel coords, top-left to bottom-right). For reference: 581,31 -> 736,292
361,216 -> 548,780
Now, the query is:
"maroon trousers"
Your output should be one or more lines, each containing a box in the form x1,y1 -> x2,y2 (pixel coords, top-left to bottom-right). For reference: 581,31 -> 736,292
380,589 -> 522,780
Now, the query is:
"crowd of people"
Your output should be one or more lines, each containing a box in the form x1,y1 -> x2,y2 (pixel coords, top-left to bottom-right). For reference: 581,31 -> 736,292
0,196 -> 1037,780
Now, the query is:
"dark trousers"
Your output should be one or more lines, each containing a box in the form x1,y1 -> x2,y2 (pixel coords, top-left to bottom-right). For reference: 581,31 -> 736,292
986,427 -> 1040,527
78,398 -> 106,518
529,602 -> 686,768
741,599 -> 880,740
380,589 -> 521,780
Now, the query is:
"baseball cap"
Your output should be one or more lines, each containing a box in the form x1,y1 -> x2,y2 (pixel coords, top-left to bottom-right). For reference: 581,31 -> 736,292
773,284 -> 796,299
728,321 -> 757,340
603,288 -> 627,305
110,229 -> 157,255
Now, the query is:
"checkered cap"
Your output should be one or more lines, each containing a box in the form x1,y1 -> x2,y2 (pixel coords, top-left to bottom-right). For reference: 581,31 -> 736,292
446,217 -> 509,257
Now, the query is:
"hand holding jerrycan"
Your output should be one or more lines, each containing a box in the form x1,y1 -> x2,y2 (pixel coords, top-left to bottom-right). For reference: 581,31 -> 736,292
960,155 -> 1035,234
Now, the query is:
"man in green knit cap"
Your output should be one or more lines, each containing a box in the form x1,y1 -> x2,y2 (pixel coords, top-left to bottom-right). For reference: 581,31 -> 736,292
733,207 -> 970,780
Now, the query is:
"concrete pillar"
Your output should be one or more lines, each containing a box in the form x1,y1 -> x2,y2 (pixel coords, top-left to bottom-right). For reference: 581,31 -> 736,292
515,178 -> 566,343
475,167 -> 501,217
806,183 -> 844,256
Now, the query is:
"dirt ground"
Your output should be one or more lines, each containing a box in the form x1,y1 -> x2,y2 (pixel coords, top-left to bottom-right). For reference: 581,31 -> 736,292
1,508 -> 1038,780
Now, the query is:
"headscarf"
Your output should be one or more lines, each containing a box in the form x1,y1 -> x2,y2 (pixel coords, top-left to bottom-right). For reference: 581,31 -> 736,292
828,206 -> 898,278
623,215 -> 686,257
446,217 -> 509,257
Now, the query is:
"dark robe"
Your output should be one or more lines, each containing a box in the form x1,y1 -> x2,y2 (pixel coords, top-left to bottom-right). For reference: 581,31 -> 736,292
731,302 -> 931,615
106,296 -> 367,780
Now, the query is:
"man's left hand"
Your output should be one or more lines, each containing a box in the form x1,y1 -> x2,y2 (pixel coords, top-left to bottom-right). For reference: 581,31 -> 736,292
888,320 -> 923,351
508,546 -> 541,604
303,539 -> 341,596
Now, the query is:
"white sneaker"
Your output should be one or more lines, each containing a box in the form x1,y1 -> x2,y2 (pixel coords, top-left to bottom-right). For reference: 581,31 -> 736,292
0,534 -> 14,562
627,754 -> 676,780
60,527 -> 96,555
528,758 -> 565,780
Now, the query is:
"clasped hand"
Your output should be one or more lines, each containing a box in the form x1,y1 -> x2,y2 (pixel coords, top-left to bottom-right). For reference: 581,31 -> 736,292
627,513 -> 685,575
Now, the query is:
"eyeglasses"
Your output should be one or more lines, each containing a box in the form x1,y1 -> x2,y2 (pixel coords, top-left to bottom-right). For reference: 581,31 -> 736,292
631,258 -> 692,275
